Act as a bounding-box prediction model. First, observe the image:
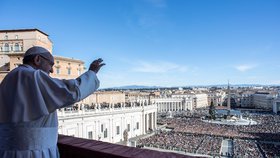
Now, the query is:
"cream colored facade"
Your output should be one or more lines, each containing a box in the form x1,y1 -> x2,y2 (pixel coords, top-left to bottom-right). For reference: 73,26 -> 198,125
0,29 -> 85,82
125,91 -> 151,102
52,56 -> 85,79
94,91 -> 125,104
0,29 -> 53,81
0,29 -> 52,53
193,93 -> 208,108
80,91 -> 125,105
207,91 -> 226,106
153,97 -> 193,112
171,93 -> 208,109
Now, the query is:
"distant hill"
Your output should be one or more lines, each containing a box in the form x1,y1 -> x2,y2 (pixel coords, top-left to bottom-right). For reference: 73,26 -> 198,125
102,85 -> 162,90
102,84 -> 280,90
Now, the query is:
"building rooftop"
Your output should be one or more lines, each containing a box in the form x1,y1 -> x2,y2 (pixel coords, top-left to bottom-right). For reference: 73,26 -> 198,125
0,28 -> 49,36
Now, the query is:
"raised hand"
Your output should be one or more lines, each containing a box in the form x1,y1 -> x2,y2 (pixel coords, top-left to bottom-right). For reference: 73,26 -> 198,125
89,58 -> 105,73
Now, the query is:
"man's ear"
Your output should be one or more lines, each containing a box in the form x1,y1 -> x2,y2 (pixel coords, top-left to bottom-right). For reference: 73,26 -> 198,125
33,55 -> 41,66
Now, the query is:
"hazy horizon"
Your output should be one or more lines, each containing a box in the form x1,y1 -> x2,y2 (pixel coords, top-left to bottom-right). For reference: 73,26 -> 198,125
102,83 -> 280,89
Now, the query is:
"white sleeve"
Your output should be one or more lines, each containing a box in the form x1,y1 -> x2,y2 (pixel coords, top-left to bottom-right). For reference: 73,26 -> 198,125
37,70 -> 100,110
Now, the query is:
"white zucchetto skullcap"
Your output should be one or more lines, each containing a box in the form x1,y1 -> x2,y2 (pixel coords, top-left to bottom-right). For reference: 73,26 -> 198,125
24,46 -> 51,58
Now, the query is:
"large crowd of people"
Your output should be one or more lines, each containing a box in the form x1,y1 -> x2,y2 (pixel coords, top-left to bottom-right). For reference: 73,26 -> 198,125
157,110 -> 280,141
138,109 -> 280,157
233,139 -> 262,158
138,131 -> 204,153
137,131 -> 223,156
259,142 -> 280,158
195,135 -> 222,156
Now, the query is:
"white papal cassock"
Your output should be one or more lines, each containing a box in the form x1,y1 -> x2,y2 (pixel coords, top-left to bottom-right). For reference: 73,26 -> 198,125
0,64 -> 100,158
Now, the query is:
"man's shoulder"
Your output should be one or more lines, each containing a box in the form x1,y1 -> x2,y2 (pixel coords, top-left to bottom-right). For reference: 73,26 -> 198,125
9,65 -> 34,74
4,65 -> 37,80
2,65 -> 52,87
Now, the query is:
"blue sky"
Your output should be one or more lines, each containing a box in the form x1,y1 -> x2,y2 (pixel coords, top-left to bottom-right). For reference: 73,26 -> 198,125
1,0 -> 280,88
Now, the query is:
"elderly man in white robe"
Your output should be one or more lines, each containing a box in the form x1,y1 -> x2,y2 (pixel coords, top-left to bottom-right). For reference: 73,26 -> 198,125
0,46 -> 105,158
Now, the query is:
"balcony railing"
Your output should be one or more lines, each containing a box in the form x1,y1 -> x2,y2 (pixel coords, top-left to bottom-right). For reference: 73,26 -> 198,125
57,135 -> 197,158
58,104 -> 157,117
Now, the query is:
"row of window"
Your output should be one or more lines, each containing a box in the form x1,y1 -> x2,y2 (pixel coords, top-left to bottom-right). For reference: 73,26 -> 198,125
55,67 -> 82,75
3,35 -> 18,40
98,122 -> 140,138
3,34 -> 46,43
0,43 -> 22,52
88,122 -> 140,139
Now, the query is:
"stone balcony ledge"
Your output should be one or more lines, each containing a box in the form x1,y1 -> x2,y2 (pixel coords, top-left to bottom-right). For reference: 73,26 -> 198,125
58,134 -> 199,158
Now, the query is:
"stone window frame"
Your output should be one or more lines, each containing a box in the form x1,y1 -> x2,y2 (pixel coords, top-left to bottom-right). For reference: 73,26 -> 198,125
14,43 -> 20,52
4,43 -> 9,52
